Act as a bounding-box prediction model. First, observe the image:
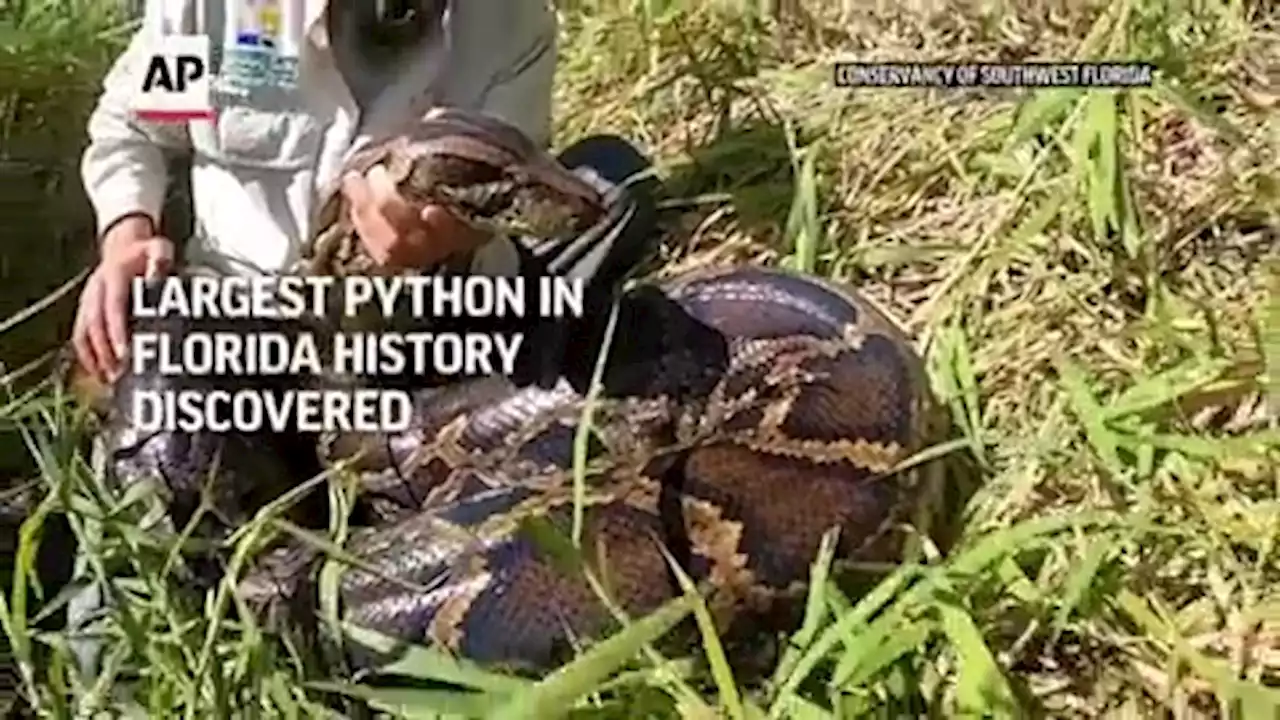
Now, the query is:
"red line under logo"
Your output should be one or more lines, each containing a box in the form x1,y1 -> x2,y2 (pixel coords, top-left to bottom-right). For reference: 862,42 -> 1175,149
135,109 -> 217,122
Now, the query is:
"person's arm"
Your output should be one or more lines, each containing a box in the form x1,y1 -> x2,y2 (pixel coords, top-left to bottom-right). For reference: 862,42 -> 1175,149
80,22 -> 192,245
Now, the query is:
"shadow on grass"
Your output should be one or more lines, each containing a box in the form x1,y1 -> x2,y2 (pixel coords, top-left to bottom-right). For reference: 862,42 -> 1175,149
655,119 -> 801,246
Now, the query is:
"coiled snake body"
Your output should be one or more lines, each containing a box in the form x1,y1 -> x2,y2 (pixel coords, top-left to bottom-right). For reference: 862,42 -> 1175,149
76,109 -> 946,675
246,265 -> 941,672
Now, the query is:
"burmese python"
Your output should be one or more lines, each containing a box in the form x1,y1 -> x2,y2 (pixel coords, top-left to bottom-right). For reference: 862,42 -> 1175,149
70,109 -> 947,676
241,265 -> 944,672
294,106 -> 607,279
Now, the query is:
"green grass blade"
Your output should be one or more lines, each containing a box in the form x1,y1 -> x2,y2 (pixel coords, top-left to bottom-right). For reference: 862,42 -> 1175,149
489,594 -> 696,720
342,625 -> 529,695
936,597 -> 1018,717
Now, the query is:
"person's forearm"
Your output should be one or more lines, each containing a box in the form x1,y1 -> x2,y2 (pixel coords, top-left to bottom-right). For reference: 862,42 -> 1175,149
99,214 -> 158,258
80,27 -> 190,243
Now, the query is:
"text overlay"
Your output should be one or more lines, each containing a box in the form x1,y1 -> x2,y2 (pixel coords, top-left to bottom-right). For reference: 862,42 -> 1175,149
834,62 -> 1155,89
129,275 -> 584,433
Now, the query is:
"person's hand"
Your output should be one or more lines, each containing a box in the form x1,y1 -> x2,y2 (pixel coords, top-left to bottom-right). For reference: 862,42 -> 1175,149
342,165 -> 488,269
72,215 -> 173,382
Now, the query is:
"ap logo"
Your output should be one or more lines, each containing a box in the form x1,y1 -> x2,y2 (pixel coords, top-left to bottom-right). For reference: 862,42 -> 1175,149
132,34 -> 215,122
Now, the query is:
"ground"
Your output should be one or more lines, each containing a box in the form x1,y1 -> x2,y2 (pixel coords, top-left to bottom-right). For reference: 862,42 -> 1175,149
1,0 -> 1278,717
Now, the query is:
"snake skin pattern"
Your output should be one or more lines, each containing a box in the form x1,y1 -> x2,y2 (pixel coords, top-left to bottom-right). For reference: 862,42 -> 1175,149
63,109 -> 945,676
238,265 -> 943,672
297,107 -> 607,279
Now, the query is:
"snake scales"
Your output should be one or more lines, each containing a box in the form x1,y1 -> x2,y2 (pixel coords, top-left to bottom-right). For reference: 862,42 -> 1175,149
69,109 -> 946,675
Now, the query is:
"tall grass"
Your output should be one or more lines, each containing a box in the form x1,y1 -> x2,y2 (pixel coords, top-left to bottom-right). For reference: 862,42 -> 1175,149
2,0 -> 1279,717
0,0 -> 133,151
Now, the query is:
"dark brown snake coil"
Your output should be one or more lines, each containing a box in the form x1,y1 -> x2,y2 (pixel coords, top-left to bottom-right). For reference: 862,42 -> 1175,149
240,265 -> 945,672
69,110 -> 947,676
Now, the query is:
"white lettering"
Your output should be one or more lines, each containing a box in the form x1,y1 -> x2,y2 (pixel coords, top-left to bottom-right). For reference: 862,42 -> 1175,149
343,277 -> 376,318
339,276 -> 529,319
127,331 -> 323,376
537,276 -> 584,318
131,390 -> 167,432
129,276 -> 333,319
492,333 -> 522,375
328,332 -> 523,376
135,389 -> 412,433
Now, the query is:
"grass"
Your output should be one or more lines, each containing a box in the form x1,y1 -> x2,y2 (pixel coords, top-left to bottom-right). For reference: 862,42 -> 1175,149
0,0 -> 136,474
2,0 -> 1280,717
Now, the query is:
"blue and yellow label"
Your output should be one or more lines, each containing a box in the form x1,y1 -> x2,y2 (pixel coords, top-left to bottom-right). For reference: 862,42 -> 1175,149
235,0 -> 281,48
214,0 -> 299,98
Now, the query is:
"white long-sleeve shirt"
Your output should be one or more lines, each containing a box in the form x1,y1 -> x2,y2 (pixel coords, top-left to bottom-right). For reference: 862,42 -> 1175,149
81,0 -> 556,277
